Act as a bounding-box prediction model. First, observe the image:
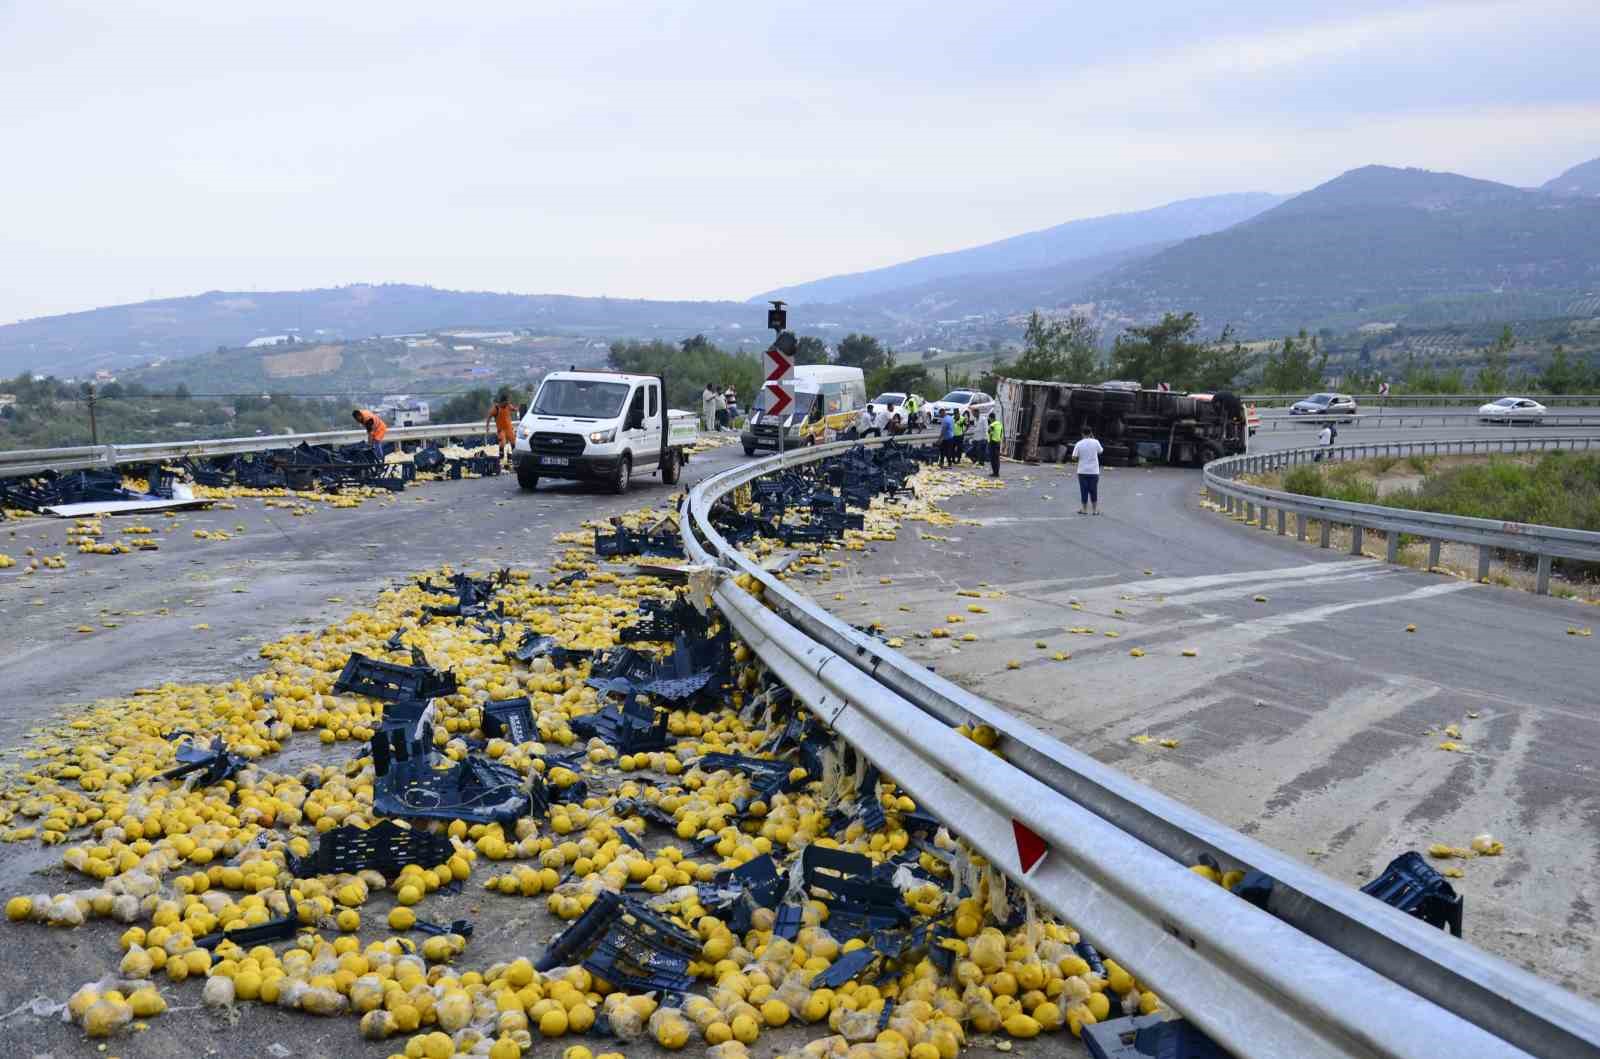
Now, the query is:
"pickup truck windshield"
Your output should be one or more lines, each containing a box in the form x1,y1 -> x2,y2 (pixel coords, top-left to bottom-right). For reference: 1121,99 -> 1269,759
531,379 -> 630,419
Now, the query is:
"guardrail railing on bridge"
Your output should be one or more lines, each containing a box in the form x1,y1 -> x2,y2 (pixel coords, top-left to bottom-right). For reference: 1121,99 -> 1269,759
1256,411 -> 1600,430
681,435 -> 1600,1059
1243,393 -> 1600,409
1204,436 -> 1600,593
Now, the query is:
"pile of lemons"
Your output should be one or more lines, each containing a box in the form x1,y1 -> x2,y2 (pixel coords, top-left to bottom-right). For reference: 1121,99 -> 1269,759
0,457 -> 1167,1057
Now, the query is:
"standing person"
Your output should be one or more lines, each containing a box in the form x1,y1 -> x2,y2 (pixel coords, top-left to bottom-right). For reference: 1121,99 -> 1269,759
1070,426 -> 1104,515
985,412 -> 1003,476
701,384 -> 717,432
874,401 -> 890,436
352,408 -> 388,461
938,408 -> 956,465
723,385 -> 738,425
711,387 -> 728,431
953,409 -> 967,462
485,387 -> 518,467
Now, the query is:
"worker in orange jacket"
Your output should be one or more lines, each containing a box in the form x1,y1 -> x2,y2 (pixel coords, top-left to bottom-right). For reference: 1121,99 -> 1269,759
353,408 -> 388,460
485,388 -> 518,467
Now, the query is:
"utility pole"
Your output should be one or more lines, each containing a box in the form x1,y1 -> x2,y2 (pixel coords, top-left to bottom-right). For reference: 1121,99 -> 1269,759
86,383 -> 99,445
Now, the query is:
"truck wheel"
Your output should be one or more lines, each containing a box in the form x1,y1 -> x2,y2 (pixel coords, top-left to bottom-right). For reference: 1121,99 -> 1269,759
743,444 -> 757,456
516,464 -> 539,491
1039,409 -> 1067,444
661,450 -> 681,485
610,454 -> 631,494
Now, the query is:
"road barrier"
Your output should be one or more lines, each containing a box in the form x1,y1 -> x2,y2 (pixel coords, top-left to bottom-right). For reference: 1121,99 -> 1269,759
681,437 -> 1600,1059
1204,436 -> 1600,593
1255,411 -> 1600,430
1243,393 -> 1600,409
0,423 -> 493,479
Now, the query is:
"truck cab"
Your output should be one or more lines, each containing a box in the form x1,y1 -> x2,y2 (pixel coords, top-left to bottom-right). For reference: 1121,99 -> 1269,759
512,370 -> 697,493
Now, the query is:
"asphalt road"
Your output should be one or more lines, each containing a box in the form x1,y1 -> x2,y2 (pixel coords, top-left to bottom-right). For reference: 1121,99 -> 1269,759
793,422 -> 1600,1001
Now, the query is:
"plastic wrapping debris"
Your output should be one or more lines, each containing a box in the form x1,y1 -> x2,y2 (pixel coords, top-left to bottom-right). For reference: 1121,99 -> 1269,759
286,820 -> 454,879
333,651 -> 457,702
1361,851 -> 1463,936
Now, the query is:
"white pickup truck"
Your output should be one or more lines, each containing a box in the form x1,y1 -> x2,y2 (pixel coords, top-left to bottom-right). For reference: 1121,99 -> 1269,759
512,370 -> 699,493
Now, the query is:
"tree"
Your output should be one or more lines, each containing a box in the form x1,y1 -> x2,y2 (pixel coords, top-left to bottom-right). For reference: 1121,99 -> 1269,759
794,335 -> 829,365
1107,313 -> 1253,391
679,334 -> 712,353
437,387 -> 493,422
1004,311 -> 1101,382
174,382 -> 191,401
1539,346 -> 1593,395
835,333 -> 889,372
1260,330 -> 1327,392
866,364 -> 932,399
1476,325 -> 1515,394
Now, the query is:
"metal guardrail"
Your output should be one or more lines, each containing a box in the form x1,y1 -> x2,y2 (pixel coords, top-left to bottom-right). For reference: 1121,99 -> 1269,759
1243,393 -> 1600,409
681,437 -> 1600,1059
1205,436 -> 1600,594
0,423 -> 494,479
1256,411 -> 1600,430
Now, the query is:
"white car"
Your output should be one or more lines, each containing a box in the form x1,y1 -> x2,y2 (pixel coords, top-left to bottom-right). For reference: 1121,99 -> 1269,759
870,392 -> 907,415
1478,397 -> 1546,424
928,389 -> 996,420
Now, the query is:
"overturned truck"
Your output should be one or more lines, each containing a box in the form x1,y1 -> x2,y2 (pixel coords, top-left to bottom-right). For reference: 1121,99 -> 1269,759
995,378 -> 1250,468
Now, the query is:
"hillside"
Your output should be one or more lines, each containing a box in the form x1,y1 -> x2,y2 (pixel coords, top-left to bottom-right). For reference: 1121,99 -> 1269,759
754,192 -> 1285,306
1089,166 -> 1600,338
0,284 -> 859,379
1543,156 -> 1600,197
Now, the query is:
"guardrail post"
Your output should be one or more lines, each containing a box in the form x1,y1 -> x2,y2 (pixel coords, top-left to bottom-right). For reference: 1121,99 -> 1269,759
1477,546 -> 1491,582
1245,501 -> 1254,522
1427,540 -> 1441,571
1276,509 -> 1286,535
1296,513 -> 1306,541
1259,504 -> 1270,529
1386,530 -> 1400,564
1536,555 -> 1552,595
1319,520 -> 1331,548
1350,525 -> 1364,556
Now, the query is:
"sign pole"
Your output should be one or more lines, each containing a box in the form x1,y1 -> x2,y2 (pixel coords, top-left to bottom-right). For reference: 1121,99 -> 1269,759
765,301 -> 795,455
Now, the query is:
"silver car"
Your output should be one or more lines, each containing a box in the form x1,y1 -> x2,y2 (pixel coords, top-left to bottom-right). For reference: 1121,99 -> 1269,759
1289,392 -> 1357,418
1477,397 -> 1546,424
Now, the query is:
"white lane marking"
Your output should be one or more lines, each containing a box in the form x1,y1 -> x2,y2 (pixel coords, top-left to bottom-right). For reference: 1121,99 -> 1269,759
1128,560 -> 1382,596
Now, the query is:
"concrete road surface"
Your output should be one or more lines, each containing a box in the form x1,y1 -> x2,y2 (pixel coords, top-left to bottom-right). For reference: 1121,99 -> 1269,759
796,433 -> 1600,1001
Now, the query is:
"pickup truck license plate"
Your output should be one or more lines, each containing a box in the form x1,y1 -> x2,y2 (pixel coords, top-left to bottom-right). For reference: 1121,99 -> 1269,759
540,456 -> 570,467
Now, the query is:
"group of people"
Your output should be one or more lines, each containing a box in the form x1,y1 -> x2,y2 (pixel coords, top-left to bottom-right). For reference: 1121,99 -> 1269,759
853,401 -> 1005,477
701,384 -> 740,432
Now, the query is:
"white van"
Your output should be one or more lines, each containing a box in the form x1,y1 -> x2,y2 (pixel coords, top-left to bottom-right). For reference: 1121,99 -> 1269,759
512,370 -> 698,493
741,365 -> 867,454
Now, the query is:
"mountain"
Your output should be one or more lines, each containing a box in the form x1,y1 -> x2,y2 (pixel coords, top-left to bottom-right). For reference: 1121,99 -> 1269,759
0,284 -> 876,379
753,192 -> 1286,306
1543,156 -> 1600,197
1088,165 -> 1600,337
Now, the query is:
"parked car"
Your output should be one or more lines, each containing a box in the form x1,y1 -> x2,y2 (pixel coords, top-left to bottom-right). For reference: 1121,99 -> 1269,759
928,389 -> 996,420
870,391 -> 908,415
1288,392 -> 1357,417
1477,396 -> 1546,424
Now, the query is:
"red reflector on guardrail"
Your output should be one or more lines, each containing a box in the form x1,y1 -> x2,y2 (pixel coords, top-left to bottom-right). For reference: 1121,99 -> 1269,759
1013,819 -> 1048,875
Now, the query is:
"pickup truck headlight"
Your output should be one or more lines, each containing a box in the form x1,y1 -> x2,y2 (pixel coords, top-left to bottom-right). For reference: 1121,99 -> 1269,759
588,427 -> 616,444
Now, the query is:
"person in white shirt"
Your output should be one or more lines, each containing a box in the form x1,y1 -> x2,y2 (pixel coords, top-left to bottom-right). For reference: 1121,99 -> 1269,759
1314,424 -> 1334,461
1070,427 -> 1105,515
857,403 -> 880,438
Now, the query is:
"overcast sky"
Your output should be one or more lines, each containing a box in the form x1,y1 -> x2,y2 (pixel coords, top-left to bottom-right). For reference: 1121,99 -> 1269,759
2,0 -> 1597,324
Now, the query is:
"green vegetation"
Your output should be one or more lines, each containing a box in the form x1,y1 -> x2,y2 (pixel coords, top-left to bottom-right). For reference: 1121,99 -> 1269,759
1278,452 -> 1600,575
990,311 -> 1100,383
1259,330 -> 1328,392
607,336 -> 763,410
0,373 -> 346,449
1107,312 -> 1253,391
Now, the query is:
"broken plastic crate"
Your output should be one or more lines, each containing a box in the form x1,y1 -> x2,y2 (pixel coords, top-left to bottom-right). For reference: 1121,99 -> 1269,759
334,651 -> 458,702
1361,851 -> 1464,937
1084,1014 -> 1232,1059
161,738 -> 247,786
370,727 -> 533,825
480,697 -> 536,744
287,820 -> 455,879
593,523 -> 685,559
536,891 -> 699,994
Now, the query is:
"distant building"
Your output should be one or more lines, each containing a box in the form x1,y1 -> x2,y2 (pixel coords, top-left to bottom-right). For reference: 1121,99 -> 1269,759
246,334 -> 295,348
0,394 -> 16,410
379,395 -> 431,427
94,370 -> 117,382
451,344 -> 476,352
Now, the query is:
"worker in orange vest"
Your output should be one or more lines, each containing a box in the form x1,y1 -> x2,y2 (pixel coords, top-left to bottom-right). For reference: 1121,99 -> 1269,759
352,408 -> 388,460
485,388 -> 518,467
